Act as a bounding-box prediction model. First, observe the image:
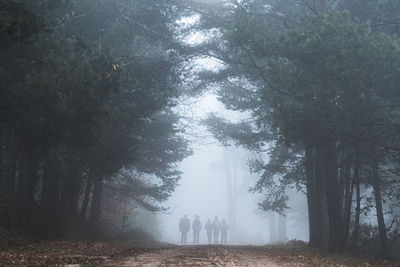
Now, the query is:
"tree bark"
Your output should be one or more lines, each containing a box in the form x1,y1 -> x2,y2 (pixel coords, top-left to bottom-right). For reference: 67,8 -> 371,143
305,143 -> 329,248
342,152 -> 353,248
0,128 -> 17,227
38,159 -> 61,234
352,176 -> 361,248
89,176 -> 103,228
77,171 -> 93,227
322,140 -> 344,252
371,147 -> 390,259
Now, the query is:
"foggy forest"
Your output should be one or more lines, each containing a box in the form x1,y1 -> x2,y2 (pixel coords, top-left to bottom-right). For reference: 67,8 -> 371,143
1,0 -> 400,266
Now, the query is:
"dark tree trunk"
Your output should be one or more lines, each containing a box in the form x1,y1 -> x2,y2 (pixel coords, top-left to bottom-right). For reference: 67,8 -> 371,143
120,196 -> 128,235
305,143 -> 329,248
88,176 -> 103,228
38,159 -> 61,234
0,128 -> 17,227
322,140 -> 344,252
352,174 -> 361,248
342,153 -> 353,248
371,148 -> 390,259
77,171 -> 93,227
58,159 -> 82,228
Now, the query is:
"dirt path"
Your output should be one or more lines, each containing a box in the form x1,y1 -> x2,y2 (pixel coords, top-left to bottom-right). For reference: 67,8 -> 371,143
1,241 -> 393,266
106,245 -> 287,266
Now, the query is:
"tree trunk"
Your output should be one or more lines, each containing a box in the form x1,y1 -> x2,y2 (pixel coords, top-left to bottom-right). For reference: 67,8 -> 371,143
342,152 -> 353,248
305,143 -> 329,248
89,176 -> 103,228
352,175 -> 361,248
38,159 -> 61,235
77,171 -> 93,227
322,140 -> 344,252
0,128 -> 17,227
120,196 -> 128,235
371,148 -> 390,259
231,155 -> 238,239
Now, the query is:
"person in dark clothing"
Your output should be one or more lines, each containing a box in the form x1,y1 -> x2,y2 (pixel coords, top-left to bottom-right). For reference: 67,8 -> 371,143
220,219 -> 229,244
205,219 -> 213,244
212,216 -> 221,244
179,214 -> 190,244
192,214 -> 202,244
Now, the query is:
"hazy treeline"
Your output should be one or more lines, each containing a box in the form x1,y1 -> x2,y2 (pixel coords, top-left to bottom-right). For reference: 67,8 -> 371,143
199,0 -> 400,258
0,0 -> 193,237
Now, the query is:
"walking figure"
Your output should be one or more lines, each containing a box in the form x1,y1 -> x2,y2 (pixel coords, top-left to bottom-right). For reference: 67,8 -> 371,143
205,219 -> 213,244
179,214 -> 190,244
192,215 -> 202,244
212,216 -> 221,244
220,219 -> 229,244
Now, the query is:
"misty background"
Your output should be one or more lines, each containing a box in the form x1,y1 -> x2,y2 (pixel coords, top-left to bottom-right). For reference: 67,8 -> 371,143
159,94 -> 308,245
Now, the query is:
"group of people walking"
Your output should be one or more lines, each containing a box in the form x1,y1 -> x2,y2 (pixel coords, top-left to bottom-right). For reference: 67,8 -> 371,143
179,215 -> 229,245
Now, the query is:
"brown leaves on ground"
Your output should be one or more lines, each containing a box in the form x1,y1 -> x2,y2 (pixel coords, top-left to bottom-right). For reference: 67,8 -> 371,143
0,240 -> 137,266
0,241 -> 398,266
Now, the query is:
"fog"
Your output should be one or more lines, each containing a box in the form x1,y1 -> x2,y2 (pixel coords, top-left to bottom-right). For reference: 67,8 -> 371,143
159,94 -> 309,245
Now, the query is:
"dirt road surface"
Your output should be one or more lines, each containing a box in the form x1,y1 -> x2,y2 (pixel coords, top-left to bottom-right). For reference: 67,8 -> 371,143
106,245 -> 288,266
0,241 -> 394,266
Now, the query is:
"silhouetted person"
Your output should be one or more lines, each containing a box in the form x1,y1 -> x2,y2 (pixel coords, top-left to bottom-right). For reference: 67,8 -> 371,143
192,214 -> 202,244
205,219 -> 213,244
220,219 -> 229,244
179,214 -> 190,244
212,216 -> 221,244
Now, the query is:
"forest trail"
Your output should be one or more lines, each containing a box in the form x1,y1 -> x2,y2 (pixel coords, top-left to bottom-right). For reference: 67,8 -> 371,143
105,245 -> 283,266
0,241 -> 392,266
